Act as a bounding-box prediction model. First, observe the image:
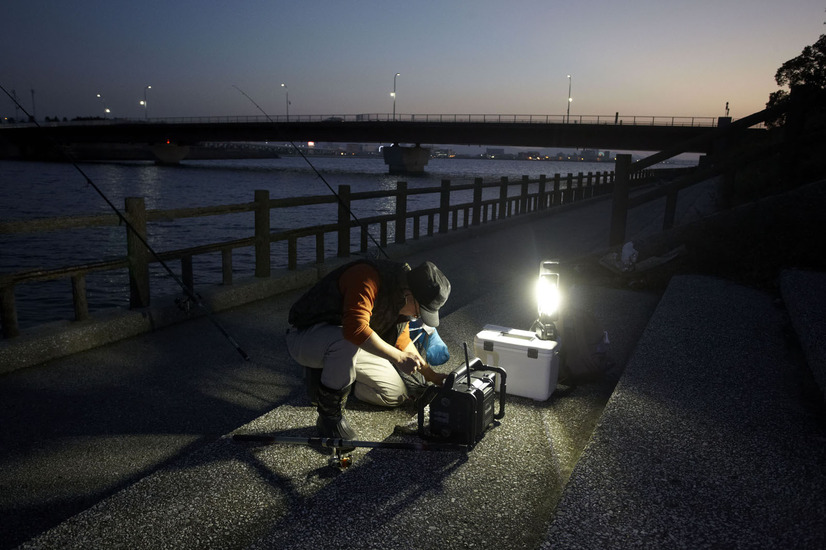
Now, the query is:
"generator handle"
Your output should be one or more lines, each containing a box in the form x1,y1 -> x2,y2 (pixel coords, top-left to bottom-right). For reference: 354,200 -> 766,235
472,362 -> 507,420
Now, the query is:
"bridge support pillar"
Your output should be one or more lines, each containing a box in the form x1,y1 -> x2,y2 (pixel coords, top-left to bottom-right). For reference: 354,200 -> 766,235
149,143 -> 191,165
382,144 -> 430,174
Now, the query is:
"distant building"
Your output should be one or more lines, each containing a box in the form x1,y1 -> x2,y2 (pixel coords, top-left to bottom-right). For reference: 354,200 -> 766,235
485,148 -> 505,159
579,149 -> 611,162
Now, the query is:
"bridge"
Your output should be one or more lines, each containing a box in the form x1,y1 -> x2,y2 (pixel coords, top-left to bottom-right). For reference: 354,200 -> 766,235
0,113 -> 762,170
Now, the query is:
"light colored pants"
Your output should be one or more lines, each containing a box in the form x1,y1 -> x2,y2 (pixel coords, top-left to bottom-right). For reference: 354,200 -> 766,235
285,324 -> 409,407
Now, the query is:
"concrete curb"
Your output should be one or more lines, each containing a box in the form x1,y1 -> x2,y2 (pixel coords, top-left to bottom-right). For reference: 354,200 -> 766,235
781,269 -> 826,403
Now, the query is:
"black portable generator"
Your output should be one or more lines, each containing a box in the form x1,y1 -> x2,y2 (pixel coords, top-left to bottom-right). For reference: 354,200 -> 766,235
417,354 -> 507,446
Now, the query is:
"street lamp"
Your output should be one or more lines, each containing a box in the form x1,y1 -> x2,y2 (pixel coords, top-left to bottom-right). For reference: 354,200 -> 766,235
96,93 -> 110,118
281,83 -> 290,121
140,85 -> 151,120
392,72 -> 400,121
566,75 -> 572,124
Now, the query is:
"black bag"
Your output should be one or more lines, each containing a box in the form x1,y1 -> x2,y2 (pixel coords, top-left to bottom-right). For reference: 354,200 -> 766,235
558,309 -> 611,384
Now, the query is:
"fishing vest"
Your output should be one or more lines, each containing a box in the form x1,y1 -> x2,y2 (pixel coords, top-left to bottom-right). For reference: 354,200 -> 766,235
288,259 -> 410,344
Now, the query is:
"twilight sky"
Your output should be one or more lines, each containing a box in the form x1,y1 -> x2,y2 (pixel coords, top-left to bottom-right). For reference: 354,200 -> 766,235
2,0 -> 824,122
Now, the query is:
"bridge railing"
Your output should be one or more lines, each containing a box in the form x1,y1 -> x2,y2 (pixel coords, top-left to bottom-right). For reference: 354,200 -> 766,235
3,113 -> 722,127
1,168 -> 671,338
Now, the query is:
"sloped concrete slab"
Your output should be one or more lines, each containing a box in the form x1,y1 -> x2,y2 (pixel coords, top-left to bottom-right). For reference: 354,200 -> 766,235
542,275 -> 826,548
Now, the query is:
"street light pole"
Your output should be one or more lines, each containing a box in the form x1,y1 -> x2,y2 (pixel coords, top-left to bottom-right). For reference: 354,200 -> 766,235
281,83 -> 289,121
140,85 -> 151,120
96,93 -> 110,119
392,72 -> 400,121
566,75 -> 572,124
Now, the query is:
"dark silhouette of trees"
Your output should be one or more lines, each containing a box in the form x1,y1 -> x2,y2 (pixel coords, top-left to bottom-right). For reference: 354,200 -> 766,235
766,34 -> 826,127
722,33 -> 826,205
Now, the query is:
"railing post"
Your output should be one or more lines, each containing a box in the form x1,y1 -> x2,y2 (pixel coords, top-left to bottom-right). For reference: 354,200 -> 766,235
254,189 -> 271,278
783,86 -> 810,184
609,154 -> 632,246
586,172 -> 594,199
538,174 -> 547,210
565,173 -> 573,204
125,197 -> 150,308
316,233 -> 325,264
472,177 -> 483,225
498,177 -> 508,219
395,181 -> 407,244
222,248 -> 233,283
337,185 -> 351,257
663,190 -> 678,230
520,175 -> 530,214
439,180 -> 450,234
553,174 -> 561,206
71,274 -> 89,321
0,281 -> 19,338
182,255 -> 194,291
287,238 -> 297,270
576,172 -> 584,201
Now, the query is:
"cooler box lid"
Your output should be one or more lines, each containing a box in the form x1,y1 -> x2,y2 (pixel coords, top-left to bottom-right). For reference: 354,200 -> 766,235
476,324 -> 558,356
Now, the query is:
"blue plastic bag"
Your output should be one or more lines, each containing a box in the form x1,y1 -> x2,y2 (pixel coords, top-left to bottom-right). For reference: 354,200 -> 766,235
409,319 -> 450,366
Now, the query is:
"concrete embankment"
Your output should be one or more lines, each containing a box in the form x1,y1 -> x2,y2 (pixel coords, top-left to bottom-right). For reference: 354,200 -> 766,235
5,178 -> 825,548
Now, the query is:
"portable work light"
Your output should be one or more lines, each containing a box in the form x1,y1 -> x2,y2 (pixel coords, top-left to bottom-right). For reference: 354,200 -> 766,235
533,260 -> 561,340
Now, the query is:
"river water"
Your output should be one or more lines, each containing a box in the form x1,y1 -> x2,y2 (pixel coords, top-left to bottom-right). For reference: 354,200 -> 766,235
1,156 -> 617,329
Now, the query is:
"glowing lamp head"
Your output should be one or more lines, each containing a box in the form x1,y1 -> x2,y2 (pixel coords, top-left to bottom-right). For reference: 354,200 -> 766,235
536,261 -> 561,321
537,274 -> 560,320
533,260 -> 561,340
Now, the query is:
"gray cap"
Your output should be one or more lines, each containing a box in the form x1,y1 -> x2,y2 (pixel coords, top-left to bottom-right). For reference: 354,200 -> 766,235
408,261 -> 451,327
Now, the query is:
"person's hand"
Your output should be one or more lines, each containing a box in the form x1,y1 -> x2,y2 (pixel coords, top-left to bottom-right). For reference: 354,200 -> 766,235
420,365 -> 447,386
395,350 -> 426,375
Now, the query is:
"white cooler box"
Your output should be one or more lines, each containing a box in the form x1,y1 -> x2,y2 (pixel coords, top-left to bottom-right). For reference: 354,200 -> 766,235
474,324 -> 559,401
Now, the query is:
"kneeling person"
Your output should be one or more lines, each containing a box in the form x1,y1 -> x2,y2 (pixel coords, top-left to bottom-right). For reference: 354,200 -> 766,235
286,259 -> 451,446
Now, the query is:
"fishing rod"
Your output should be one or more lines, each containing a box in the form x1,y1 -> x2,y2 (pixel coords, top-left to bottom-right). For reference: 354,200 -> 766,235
231,433 -> 468,469
0,83 -> 250,361
232,85 -> 389,259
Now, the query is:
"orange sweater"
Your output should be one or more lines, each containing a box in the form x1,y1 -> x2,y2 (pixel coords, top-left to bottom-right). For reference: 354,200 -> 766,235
338,263 -> 411,350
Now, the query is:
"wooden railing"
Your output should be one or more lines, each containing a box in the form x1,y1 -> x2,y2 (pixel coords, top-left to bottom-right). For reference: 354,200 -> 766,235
1,169 -> 662,338
608,112 -> 772,246
608,87 -> 823,246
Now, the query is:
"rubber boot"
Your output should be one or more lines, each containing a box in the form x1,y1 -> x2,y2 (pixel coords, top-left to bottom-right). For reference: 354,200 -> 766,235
316,383 -> 357,453
305,367 -> 322,406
